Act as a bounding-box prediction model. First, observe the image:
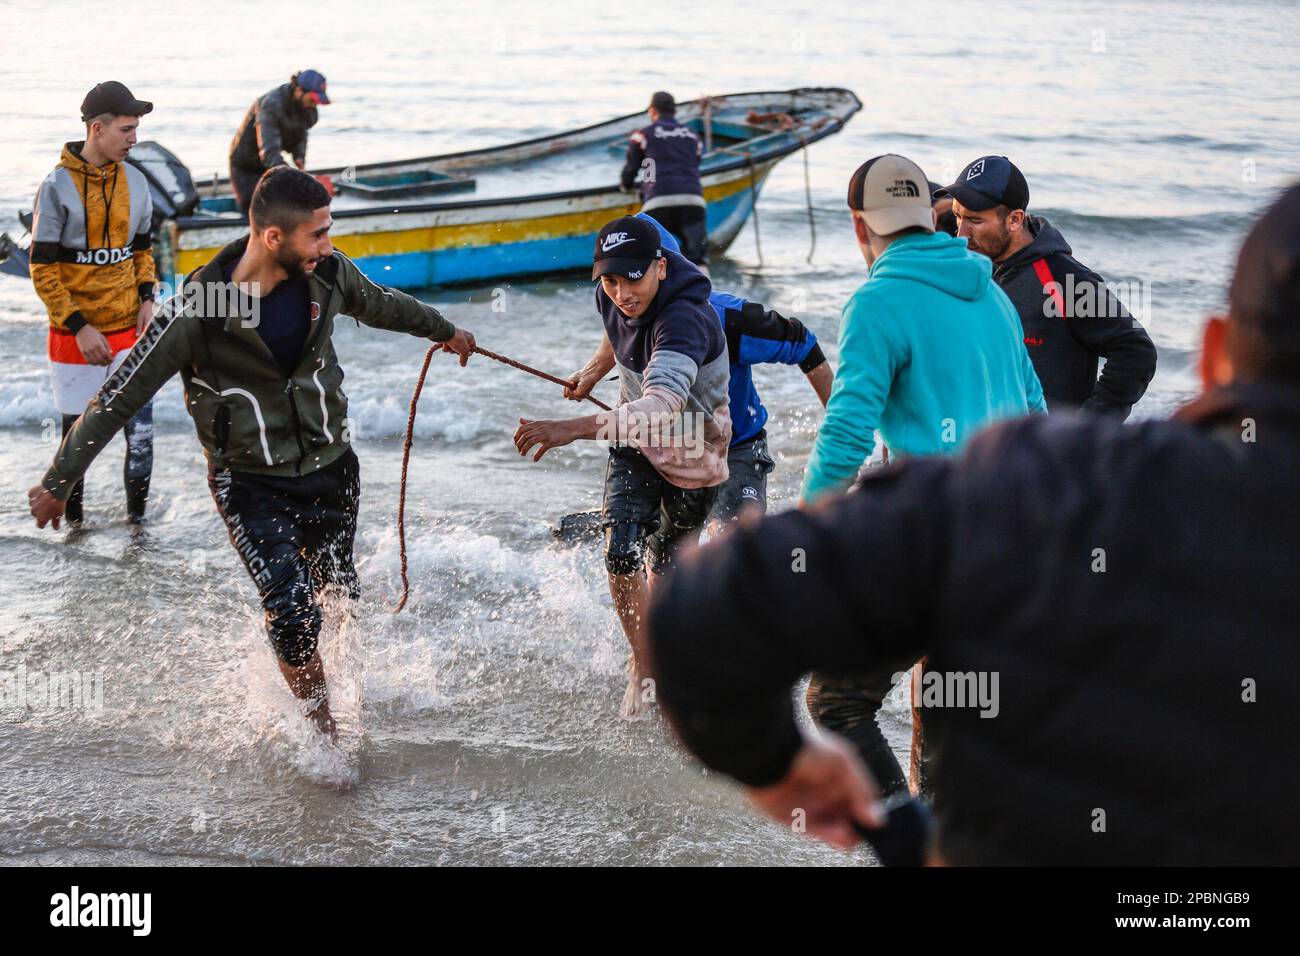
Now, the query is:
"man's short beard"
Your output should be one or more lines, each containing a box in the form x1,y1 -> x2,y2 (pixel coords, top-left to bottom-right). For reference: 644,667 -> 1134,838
274,246 -> 312,279
972,226 -> 1012,261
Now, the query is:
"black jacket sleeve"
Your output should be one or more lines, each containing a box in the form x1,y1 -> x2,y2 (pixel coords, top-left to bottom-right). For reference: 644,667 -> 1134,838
620,131 -> 646,191
647,457 -> 954,787
1057,259 -> 1157,419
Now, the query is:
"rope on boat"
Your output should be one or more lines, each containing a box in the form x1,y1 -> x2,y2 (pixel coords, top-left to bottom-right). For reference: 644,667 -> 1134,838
800,133 -> 816,265
392,343 -> 611,613
746,151 -> 764,269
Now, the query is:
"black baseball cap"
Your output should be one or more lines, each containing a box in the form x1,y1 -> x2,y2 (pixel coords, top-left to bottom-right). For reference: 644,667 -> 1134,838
592,215 -> 662,280
649,91 -> 676,113
935,156 -> 1029,212
80,81 -> 153,122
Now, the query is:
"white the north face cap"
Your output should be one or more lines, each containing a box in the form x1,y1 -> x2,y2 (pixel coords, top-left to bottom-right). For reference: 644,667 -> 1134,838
847,154 -> 935,236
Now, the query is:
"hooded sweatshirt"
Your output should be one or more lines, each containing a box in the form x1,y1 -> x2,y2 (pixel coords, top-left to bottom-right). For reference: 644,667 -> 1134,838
595,249 -> 731,488
30,142 -> 155,336
801,230 -> 1046,504
993,216 -> 1157,419
636,213 -> 825,445
229,83 -> 319,172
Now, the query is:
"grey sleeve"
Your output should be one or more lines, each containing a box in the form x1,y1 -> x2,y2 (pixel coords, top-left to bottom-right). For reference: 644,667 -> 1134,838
255,97 -> 289,169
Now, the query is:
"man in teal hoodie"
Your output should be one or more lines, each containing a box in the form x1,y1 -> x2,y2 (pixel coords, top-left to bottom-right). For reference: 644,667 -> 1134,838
801,154 -> 1045,798
801,154 -> 1045,505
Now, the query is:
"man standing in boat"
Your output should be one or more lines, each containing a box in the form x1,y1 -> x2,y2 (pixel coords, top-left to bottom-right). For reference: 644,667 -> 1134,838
28,168 -> 478,740
513,215 -> 730,719
620,92 -> 709,269
29,81 -> 158,532
937,156 -> 1157,418
229,70 -> 331,215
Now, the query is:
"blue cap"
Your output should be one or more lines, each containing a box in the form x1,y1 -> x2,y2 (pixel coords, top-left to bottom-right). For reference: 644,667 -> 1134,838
295,69 -> 330,105
935,156 -> 1029,212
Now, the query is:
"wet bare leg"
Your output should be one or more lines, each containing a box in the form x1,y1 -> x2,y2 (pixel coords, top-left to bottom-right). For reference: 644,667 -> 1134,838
608,570 -> 653,720
277,650 -> 337,741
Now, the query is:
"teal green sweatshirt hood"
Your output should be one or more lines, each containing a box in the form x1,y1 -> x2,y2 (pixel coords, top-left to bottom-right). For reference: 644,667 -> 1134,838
801,229 -> 1047,504
868,230 -> 992,301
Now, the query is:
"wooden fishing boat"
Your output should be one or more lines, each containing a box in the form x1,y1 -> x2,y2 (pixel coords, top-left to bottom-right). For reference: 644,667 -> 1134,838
159,87 -> 861,289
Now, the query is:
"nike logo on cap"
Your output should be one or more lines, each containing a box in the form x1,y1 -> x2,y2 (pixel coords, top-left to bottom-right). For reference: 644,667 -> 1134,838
601,232 -> 633,252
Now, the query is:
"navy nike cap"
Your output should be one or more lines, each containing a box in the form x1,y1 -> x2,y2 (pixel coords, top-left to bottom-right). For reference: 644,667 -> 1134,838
592,215 -> 662,280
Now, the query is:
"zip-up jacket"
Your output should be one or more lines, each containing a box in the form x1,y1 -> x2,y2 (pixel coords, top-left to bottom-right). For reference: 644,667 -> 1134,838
41,237 -> 456,499
30,142 -> 155,334
620,116 -> 704,212
650,380 -> 1300,865
993,216 -> 1157,419
596,249 -> 731,488
229,83 -> 318,172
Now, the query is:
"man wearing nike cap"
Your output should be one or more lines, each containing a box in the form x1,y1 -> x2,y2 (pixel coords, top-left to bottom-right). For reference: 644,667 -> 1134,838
229,70 -> 332,214
938,156 -> 1156,418
514,214 -> 730,720
800,154 -> 1045,798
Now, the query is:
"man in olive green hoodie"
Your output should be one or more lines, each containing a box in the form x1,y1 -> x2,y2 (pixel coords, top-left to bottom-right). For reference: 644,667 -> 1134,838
28,168 -> 476,738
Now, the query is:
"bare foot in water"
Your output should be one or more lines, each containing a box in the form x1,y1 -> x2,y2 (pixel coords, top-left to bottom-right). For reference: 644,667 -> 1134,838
304,697 -> 339,742
619,657 -> 655,721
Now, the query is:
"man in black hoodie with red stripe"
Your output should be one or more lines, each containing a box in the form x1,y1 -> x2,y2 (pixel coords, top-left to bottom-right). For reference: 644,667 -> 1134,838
938,156 -> 1157,419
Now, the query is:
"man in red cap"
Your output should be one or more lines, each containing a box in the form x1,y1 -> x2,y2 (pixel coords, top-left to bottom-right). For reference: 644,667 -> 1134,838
229,70 -> 331,214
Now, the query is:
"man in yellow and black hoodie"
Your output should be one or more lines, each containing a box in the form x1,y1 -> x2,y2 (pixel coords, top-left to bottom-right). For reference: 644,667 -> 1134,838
30,81 -> 157,529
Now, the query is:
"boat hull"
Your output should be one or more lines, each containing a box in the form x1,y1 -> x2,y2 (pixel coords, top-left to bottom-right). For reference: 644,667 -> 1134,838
173,159 -> 774,288
167,88 -> 860,290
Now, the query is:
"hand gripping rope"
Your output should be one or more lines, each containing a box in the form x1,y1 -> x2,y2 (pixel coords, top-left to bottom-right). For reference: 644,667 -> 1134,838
391,344 -> 611,612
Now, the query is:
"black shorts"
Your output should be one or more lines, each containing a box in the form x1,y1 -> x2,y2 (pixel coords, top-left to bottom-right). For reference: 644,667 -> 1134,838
710,430 -> 776,525
645,205 -> 709,266
208,448 -> 361,666
601,445 -> 718,575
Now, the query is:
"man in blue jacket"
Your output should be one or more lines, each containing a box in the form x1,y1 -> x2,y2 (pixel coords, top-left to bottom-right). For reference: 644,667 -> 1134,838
620,92 -> 708,267
801,154 -> 1046,796
635,214 -> 832,528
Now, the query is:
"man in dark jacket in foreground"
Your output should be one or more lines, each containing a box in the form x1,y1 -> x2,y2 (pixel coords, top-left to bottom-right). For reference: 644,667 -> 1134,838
29,168 -> 477,739
229,70 -> 331,214
938,156 -> 1157,418
646,183 -> 1300,865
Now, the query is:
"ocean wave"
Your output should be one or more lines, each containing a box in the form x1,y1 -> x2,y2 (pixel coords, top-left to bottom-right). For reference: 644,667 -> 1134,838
343,390 -> 499,442
0,372 -> 500,443
0,377 -> 190,428
1035,207 -> 1252,239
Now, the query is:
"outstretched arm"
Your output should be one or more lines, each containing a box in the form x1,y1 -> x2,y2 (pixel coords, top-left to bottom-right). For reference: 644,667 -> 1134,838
333,251 -> 476,363
649,456 -> 954,787
565,332 -> 616,402
806,361 -> 833,407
